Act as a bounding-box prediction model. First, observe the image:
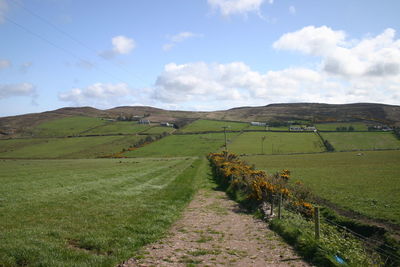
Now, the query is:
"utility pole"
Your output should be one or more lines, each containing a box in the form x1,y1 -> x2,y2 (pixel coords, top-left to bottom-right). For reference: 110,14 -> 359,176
222,126 -> 230,151
261,136 -> 266,154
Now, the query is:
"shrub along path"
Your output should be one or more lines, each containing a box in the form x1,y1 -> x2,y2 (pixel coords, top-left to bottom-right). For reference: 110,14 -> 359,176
119,188 -> 310,266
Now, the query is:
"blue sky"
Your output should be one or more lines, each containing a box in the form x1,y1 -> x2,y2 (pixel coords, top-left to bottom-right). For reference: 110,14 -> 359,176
0,0 -> 400,116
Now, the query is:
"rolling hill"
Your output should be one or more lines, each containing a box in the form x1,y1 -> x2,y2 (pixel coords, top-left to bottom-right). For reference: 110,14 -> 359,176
1,103 -> 399,138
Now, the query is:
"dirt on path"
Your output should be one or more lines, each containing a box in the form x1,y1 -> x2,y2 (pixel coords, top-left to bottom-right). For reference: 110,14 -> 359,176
119,188 -> 311,267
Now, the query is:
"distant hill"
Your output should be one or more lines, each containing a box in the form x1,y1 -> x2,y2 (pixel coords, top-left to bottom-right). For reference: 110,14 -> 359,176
0,103 -> 399,138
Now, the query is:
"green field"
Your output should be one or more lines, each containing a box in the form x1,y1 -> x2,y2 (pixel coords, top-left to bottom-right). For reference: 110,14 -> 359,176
141,126 -> 175,135
32,117 -> 106,137
243,150 -> 400,224
315,122 -> 368,131
124,133 -> 237,157
83,121 -> 151,135
0,135 -> 143,159
0,157 -> 205,266
228,132 -> 325,155
180,119 -> 248,133
321,132 -> 400,151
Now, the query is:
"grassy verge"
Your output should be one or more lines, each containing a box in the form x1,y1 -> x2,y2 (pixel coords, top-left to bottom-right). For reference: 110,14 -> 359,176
0,157 -> 206,266
180,119 -> 248,133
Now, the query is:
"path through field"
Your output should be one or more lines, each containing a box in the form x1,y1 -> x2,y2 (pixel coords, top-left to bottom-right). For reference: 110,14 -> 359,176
120,188 -> 310,266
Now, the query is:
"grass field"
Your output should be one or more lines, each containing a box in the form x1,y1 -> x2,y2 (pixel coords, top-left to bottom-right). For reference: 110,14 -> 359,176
141,126 -> 175,135
228,132 -> 325,155
32,117 -> 106,137
315,122 -> 368,131
0,135 -> 143,159
180,119 -> 248,133
243,150 -> 400,224
0,157 -> 206,266
82,121 -> 151,135
124,133 -> 237,157
321,132 -> 400,151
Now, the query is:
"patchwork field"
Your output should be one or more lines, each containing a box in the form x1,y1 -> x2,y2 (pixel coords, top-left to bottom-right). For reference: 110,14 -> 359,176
180,119 -> 248,133
124,133 -> 237,158
0,157 -> 205,266
321,132 -> 400,151
242,150 -> 400,224
0,135 -> 143,159
229,132 -> 325,155
315,122 -> 368,131
32,116 -> 106,137
82,121 -> 151,135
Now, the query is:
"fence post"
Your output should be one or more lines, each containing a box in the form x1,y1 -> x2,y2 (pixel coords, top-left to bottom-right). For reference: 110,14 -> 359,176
270,194 -> 274,216
278,193 -> 282,219
314,206 -> 320,240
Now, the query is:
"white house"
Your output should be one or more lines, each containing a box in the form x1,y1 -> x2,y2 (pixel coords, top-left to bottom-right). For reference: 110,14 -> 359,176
250,122 -> 267,126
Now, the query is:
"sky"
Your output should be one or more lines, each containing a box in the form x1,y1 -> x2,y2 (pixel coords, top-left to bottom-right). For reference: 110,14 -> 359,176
0,0 -> 400,117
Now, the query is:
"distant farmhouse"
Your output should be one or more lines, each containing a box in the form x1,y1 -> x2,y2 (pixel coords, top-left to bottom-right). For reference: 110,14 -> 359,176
289,126 -> 316,131
250,122 -> 267,126
138,119 -> 150,125
160,122 -> 174,127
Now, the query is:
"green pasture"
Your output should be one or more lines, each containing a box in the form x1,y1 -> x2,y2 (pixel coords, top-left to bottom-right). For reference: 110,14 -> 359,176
142,126 -> 175,135
124,133 -> 237,157
0,135 -> 143,159
0,157 -> 206,266
243,150 -> 400,224
180,119 -> 248,133
228,132 -> 325,155
315,122 -> 368,131
321,132 -> 400,151
83,121 -> 151,135
33,116 -> 106,137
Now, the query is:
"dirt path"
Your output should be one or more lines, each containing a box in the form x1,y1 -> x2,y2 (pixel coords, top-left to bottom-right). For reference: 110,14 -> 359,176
120,188 -> 310,267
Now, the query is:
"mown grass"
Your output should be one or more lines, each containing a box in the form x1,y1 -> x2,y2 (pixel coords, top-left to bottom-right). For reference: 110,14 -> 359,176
124,133 -> 238,157
243,150 -> 400,224
0,157 -> 207,266
229,132 -> 325,155
32,116 -> 106,137
321,132 -> 400,151
82,121 -> 151,135
315,122 -> 368,131
180,119 -> 248,133
0,135 -> 143,159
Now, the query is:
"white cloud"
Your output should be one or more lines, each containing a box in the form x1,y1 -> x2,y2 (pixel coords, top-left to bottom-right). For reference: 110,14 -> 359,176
163,32 -> 202,51
0,83 -> 36,99
99,35 -> 135,59
58,82 -> 137,107
289,5 -> 296,15
273,26 -> 400,79
273,25 -> 346,56
208,0 -> 265,16
0,0 -> 8,24
0,59 -> 11,70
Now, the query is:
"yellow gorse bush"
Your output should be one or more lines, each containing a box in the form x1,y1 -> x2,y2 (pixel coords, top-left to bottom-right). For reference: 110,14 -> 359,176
208,151 -> 313,218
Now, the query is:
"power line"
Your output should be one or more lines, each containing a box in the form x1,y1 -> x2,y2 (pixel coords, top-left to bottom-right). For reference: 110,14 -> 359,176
9,0 -> 150,87
4,14 -> 130,85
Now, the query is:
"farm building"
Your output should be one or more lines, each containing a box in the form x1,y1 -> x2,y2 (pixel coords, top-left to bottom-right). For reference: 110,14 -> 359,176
304,126 -> 317,131
138,119 -> 150,125
160,122 -> 174,127
289,126 -> 303,131
250,122 -> 267,126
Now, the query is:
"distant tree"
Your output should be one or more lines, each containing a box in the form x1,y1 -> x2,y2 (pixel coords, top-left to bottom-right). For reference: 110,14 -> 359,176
348,125 -> 354,131
324,140 -> 335,152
